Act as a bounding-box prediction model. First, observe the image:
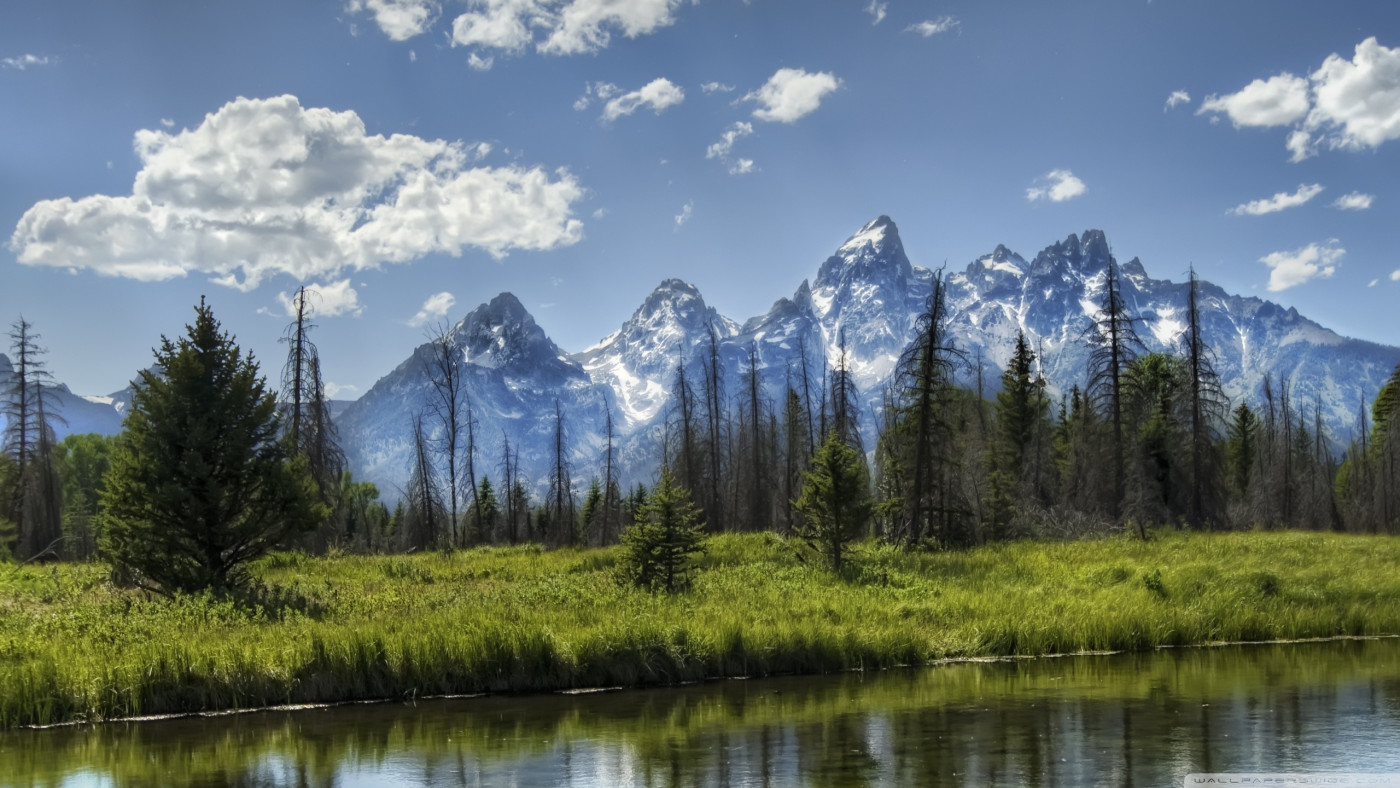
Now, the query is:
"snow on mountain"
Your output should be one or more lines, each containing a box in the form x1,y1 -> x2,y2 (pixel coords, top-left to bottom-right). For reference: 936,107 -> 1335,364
16,216 -> 1391,498
336,292 -> 614,498
335,216 -> 1399,498
573,279 -> 738,428
943,229 -> 1400,444
0,352 -> 127,439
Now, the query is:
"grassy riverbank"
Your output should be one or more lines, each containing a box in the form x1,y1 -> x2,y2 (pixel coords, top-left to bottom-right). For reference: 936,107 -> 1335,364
3,529 -> 1400,727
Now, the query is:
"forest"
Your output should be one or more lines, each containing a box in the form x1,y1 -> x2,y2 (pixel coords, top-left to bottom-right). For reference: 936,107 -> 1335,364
4,260 -> 1398,575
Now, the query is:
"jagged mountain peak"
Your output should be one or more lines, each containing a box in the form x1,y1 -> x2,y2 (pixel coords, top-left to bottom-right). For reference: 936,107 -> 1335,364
636,278 -> 713,328
453,292 -> 562,370
815,215 -> 913,292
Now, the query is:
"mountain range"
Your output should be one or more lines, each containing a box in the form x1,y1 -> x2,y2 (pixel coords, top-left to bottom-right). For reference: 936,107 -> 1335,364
7,216 -> 1397,499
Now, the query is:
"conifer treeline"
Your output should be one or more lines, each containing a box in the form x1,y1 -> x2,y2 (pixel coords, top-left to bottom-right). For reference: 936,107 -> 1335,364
4,261 -> 1399,562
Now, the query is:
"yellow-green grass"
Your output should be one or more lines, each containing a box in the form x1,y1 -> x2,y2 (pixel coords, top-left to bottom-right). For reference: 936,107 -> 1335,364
2,529 -> 1398,728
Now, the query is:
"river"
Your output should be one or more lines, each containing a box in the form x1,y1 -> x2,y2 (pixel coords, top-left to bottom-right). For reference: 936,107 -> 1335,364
3,638 -> 1399,786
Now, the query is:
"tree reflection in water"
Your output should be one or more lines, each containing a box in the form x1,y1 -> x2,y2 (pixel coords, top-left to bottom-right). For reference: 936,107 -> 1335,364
3,638 -> 1400,787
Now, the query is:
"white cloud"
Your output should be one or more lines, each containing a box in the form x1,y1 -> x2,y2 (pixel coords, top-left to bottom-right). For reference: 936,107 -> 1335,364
409,291 -> 456,327
467,52 -> 494,70
865,0 -> 887,25
1,54 -> 52,70
1025,169 -> 1087,203
592,207 -> 607,219
409,49 -> 417,62
1332,191 -> 1374,211
1259,240 -> 1344,291
9,95 -> 585,290
160,118 -> 175,128
1198,73 -> 1310,128
706,121 -> 753,159
905,16 -> 958,37
674,200 -> 693,228
323,382 -> 359,399
447,0 -> 689,59
1285,128 -> 1316,162
347,0 -> 441,41
1393,269 -> 1400,282
701,81 -> 734,94
277,279 -> 363,318
1164,90 -> 1190,112
706,122 -> 756,174
600,77 -> 684,122
1369,278 -> 1380,287
1228,183 -> 1324,216
1305,37 -> 1400,153
1201,38 -> 1400,162
744,68 -> 841,123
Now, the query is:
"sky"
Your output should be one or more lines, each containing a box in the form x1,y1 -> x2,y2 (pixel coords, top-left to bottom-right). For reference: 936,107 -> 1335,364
2,0 -> 1398,399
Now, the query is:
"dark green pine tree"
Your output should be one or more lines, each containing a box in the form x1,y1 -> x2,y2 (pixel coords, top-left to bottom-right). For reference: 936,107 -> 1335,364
621,467 -> 707,593
101,299 -> 325,595
1226,403 -> 1260,501
794,430 -> 874,573
986,331 -> 1053,539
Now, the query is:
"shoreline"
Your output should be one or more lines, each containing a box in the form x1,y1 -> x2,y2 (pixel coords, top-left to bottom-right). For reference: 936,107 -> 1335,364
22,632 -> 1400,732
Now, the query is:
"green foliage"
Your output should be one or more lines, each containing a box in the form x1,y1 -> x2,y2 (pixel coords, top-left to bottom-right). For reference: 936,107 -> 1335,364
620,469 -> 707,592
54,433 -> 116,559
2,530 -> 1400,728
99,300 -> 326,595
794,431 -> 873,571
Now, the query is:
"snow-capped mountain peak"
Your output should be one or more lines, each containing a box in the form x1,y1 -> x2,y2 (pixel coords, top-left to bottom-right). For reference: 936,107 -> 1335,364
454,292 -> 563,370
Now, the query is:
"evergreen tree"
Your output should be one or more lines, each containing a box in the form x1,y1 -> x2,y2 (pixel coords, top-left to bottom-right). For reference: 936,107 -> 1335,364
473,476 -> 499,544
55,433 -> 116,559
101,299 -> 324,594
579,477 -> 603,545
987,331 -> 1054,535
1226,403 -> 1259,500
620,468 -> 706,593
401,414 -> 445,551
794,430 -> 874,572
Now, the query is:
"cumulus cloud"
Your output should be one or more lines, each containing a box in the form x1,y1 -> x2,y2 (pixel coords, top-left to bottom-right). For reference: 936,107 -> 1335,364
706,121 -> 756,174
1198,73 -> 1310,128
347,0 -> 440,41
744,68 -> 841,124
701,81 -> 734,94
1332,191 -> 1374,211
446,0 -> 689,59
277,279 -> 363,318
1201,38 -> 1400,162
1392,269 -> 1400,282
1025,169 -> 1087,203
1164,90 -> 1191,112
1304,38 -> 1400,153
905,16 -> 958,37
865,0 -> 887,25
1,54 -> 52,70
409,291 -> 456,327
1228,183 -> 1325,216
1259,240 -> 1344,291
599,77 -> 684,122
9,95 -> 585,290
467,52 -> 494,70
674,200 -> 693,228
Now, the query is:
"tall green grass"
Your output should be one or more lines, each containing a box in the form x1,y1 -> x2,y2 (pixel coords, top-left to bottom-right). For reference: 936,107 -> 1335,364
3,529 -> 1399,728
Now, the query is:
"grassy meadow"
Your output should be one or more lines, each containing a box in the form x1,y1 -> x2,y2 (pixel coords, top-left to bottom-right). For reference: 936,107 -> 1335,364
3,529 -> 1400,728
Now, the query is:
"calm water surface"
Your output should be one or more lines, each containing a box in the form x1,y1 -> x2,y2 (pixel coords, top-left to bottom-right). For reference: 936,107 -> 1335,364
3,638 -> 1400,787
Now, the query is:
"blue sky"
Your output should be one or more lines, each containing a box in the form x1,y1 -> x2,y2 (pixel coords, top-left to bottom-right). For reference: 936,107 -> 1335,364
2,0 -> 1398,398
